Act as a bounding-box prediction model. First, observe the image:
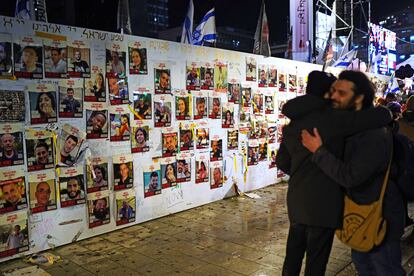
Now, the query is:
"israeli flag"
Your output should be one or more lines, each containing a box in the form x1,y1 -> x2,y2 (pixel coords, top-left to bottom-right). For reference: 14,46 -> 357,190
332,49 -> 358,68
386,74 -> 399,94
192,8 -> 216,46
180,0 -> 194,44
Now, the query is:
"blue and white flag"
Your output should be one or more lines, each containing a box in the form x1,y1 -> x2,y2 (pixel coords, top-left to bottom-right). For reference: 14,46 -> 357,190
332,49 -> 358,68
386,73 -> 399,94
15,0 -> 47,22
181,0 -> 194,44
192,8 -> 216,46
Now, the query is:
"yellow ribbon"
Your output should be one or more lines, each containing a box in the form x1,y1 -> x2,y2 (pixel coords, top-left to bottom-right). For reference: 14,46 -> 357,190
127,104 -> 143,120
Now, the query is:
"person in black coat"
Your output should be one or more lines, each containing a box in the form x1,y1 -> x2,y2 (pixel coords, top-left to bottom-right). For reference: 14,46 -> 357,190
276,70 -> 393,276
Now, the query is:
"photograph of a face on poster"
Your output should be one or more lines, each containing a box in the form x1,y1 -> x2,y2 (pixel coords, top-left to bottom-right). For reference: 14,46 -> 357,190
175,95 -> 191,120
278,72 -> 287,91
154,67 -> 171,94
161,158 -> 177,189
180,126 -> 193,151
196,127 -> 209,149
268,124 -> 277,144
143,163 -> 161,198
228,82 -> 241,104
239,108 -> 251,132
258,65 -> 268,87
214,63 -> 228,92
200,64 -> 214,90
0,211 -> 29,258
193,93 -> 208,120
85,104 -> 108,139
245,57 -> 257,82
269,144 -> 278,169
265,95 -> 275,114
59,166 -> 86,208
0,168 -> 27,214
85,68 -> 106,102
44,39 -> 67,78
222,103 -> 234,128
86,157 -> 109,193
209,96 -> 221,119
116,189 -> 136,226
195,157 -> 209,184
0,33 -> 13,77
297,76 -> 306,95
0,90 -> 25,122
154,96 -> 172,127
186,63 -> 200,91
25,130 -> 55,172
57,124 -> 86,167
110,106 -> 130,142
129,46 -> 147,75
278,99 -> 287,119
162,131 -> 178,157
28,171 -> 56,214
131,125 -> 150,153
210,162 -> 223,189
210,137 -> 222,161
242,86 -> 252,107
113,154 -> 134,191
248,141 -> 259,166
106,44 -> 126,78
289,73 -> 297,92
133,90 -> 152,120
87,191 -> 110,228
227,130 -> 239,151
253,92 -> 263,114
258,140 -> 268,162
176,153 -> 191,183
0,124 -> 24,167
268,67 -> 277,87
67,43 -> 90,78
58,80 -> 83,118
108,78 -> 129,105
28,84 -> 57,125
13,37 -> 43,79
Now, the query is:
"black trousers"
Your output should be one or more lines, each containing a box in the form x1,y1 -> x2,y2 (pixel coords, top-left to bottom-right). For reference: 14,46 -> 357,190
282,223 -> 335,276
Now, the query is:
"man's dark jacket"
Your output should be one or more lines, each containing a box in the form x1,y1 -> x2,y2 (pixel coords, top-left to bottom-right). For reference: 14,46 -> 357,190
276,95 -> 392,228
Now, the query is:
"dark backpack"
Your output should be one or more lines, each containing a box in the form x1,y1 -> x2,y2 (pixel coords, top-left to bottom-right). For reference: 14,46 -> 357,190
393,132 -> 414,201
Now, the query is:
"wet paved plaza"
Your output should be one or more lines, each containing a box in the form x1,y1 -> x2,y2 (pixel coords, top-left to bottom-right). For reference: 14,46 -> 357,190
2,183 -> 414,275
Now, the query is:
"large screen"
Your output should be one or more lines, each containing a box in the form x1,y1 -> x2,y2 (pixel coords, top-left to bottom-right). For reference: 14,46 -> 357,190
368,22 -> 397,75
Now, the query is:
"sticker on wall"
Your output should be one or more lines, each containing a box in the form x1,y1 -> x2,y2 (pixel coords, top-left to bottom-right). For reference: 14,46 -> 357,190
109,105 -> 130,142
258,64 -> 268,88
85,102 -> 108,139
268,143 -> 278,169
278,99 -> 287,119
228,80 -> 241,104
133,88 -> 152,121
0,211 -> 29,258
28,83 -> 57,125
200,62 -> 214,90
258,138 -> 268,162
25,129 -> 55,172
154,63 -> 171,94
67,40 -> 91,78
208,93 -> 221,120
84,66 -> 106,102
253,91 -> 263,115
28,170 -> 56,214
210,161 -> 223,189
175,90 -> 192,121
210,135 -> 222,162
58,79 -> 83,118
108,77 -> 129,105
179,123 -> 193,152
239,107 -> 251,133
297,75 -> 306,95
0,168 -> 27,214
154,94 -> 172,127
241,85 -> 252,107
13,36 -> 43,79
176,152 -> 191,183
143,163 -> 162,198
43,39 -> 67,78
222,103 -> 234,129
193,91 -> 208,120
0,33 -> 12,77
115,188 -> 136,226
106,42 -> 126,78
0,123 -> 24,167
87,190 -> 110,228
162,128 -> 178,157
128,41 -> 147,75
289,73 -> 297,93
247,139 -> 259,166
267,123 -> 277,144
268,65 -> 277,87
195,124 -> 209,150
59,166 -> 86,208
131,123 -> 150,153
113,154 -> 134,191
86,156 -> 109,193
227,129 -> 239,151
278,71 -> 287,92
186,62 -> 200,91
57,124 -> 86,167
245,57 -> 257,82
160,157 -> 177,189
264,92 -> 275,115
214,62 -> 227,92
0,90 -> 25,122
195,155 -> 209,184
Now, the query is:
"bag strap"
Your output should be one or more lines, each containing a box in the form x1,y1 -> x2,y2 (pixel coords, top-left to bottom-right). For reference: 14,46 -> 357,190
379,145 -> 393,205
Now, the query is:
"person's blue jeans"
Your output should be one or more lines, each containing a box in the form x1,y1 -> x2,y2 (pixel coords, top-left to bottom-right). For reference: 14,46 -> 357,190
351,239 -> 405,276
